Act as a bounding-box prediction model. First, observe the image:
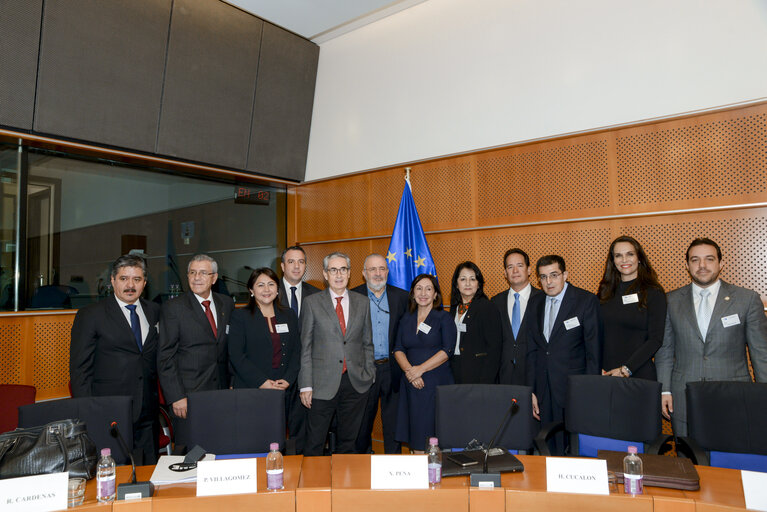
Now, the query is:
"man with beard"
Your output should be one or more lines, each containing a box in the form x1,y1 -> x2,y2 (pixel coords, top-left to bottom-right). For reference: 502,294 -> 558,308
352,254 -> 409,454
656,238 -> 767,436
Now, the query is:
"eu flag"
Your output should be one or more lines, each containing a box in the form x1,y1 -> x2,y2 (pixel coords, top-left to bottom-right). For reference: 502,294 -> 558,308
386,177 -> 437,291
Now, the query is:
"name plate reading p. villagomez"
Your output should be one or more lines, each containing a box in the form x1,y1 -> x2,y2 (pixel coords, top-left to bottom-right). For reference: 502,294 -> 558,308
370,455 -> 428,489
0,472 -> 67,512
546,457 -> 609,495
196,458 -> 259,497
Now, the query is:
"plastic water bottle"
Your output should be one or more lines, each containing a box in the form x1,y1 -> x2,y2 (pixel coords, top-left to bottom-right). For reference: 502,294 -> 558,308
96,448 -> 116,502
623,445 -> 643,495
427,437 -> 442,486
266,442 -> 284,490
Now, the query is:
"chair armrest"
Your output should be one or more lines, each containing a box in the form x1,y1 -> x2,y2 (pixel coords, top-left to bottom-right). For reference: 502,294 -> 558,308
646,434 -> 673,455
534,421 -> 564,456
675,436 -> 709,465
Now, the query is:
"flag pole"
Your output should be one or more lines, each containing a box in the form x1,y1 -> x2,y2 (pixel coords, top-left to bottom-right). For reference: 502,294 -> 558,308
405,166 -> 411,184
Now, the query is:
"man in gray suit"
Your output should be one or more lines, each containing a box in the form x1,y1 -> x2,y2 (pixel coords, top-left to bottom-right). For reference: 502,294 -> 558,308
656,238 -> 767,436
299,252 -> 375,456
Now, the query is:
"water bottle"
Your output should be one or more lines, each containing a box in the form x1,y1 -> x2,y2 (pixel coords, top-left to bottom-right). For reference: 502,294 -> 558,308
96,448 -> 116,503
266,442 -> 284,490
427,437 -> 442,486
623,445 -> 643,495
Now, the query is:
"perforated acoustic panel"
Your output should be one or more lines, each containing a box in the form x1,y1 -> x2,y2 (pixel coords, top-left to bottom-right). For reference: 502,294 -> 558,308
0,320 -> 24,384
33,320 -> 72,395
297,175 -> 371,242
409,162 -> 473,227
301,240 -> 372,291
0,0 -> 42,129
426,236 -> 474,303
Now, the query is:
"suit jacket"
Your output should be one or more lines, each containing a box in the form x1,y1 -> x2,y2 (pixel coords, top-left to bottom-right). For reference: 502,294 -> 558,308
278,281 -> 321,316
298,289 -> 375,400
655,280 -> 767,434
450,295 -> 503,383
228,306 -> 301,388
70,296 -> 160,422
525,284 -> 602,411
157,291 -> 235,405
352,283 -> 410,392
491,285 -> 544,385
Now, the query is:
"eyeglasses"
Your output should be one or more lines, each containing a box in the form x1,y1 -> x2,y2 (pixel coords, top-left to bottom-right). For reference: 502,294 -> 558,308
188,270 -> 214,277
539,272 -> 563,282
365,266 -> 387,273
326,267 -> 349,275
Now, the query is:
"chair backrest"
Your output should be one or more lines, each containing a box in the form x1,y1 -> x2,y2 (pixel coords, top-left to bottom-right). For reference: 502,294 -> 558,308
186,388 -> 285,455
435,384 -> 536,452
565,375 -> 662,457
18,396 -> 134,465
686,381 -> 767,471
0,384 -> 36,434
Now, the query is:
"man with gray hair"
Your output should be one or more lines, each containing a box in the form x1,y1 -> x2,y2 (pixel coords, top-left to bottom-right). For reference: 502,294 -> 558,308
158,254 -> 234,443
70,254 -> 160,463
299,251 -> 375,455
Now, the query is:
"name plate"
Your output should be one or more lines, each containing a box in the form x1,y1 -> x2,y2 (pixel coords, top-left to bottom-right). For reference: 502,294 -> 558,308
742,469 -> 767,511
0,472 -> 67,512
370,455 -> 428,489
546,457 -> 609,495
196,459 -> 259,496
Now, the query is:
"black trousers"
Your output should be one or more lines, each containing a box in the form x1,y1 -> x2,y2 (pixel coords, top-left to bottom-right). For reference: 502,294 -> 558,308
287,384 -> 308,454
355,362 -> 401,454
133,407 -> 159,465
539,383 -> 567,456
304,373 -> 367,456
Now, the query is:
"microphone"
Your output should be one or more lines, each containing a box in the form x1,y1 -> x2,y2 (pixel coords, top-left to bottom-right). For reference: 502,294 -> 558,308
470,398 -> 519,487
110,422 -> 154,500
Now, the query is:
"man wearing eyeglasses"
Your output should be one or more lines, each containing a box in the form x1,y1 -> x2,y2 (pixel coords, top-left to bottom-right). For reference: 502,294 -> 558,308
158,254 -> 235,443
526,254 -> 602,455
352,254 -> 409,454
299,251 -> 375,455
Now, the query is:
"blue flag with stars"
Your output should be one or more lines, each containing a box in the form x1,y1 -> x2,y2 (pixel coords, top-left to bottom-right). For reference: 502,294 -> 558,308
386,177 -> 437,291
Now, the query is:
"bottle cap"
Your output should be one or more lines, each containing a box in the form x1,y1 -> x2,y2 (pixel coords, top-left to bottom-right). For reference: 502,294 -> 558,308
270,443 -> 279,451
627,445 -> 637,454
101,448 -> 111,456
429,437 -> 438,446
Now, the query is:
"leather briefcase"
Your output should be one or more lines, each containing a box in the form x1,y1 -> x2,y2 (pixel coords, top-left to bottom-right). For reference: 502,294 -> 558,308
0,419 -> 98,480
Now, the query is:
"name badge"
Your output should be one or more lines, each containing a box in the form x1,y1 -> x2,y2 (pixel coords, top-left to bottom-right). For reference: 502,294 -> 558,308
457,323 -> 467,332
196,459 -> 258,497
622,293 -> 639,305
0,472 -> 67,512
418,322 -> 432,334
546,457 -> 609,495
721,314 -> 740,328
275,323 -> 289,333
564,317 -> 580,330
370,455 -> 428,489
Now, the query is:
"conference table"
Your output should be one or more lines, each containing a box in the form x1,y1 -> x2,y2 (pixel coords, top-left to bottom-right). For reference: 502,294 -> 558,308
67,454 -> 750,512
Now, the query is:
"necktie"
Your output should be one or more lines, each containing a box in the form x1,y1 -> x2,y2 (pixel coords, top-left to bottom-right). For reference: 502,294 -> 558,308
202,300 -> 217,338
544,297 -> 557,342
125,304 -> 142,351
336,297 -> 347,373
511,292 -> 521,338
697,289 -> 712,340
290,286 -> 299,316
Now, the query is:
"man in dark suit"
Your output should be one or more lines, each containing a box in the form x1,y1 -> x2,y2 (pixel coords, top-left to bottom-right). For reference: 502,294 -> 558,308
70,254 -> 160,464
352,253 -> 409,454
656,238 -> 767,436
299,251 -> 374,456
158,254 -> 234,444
277,245 -> 321,454
526,254 -> 602,455
491,248 -> 543,385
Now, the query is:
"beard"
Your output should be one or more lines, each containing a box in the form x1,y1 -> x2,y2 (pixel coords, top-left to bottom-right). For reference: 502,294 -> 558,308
367,280 -> 386,292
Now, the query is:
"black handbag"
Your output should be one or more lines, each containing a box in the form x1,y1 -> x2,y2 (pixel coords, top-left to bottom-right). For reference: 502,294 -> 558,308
0,419 -> 98,480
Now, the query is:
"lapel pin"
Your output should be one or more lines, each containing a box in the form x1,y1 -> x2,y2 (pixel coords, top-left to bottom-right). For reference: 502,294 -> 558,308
724,296 -> 730,301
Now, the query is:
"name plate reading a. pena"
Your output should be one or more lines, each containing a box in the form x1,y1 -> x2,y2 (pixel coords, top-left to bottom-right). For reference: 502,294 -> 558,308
370,455 -> 429,489
196,458 -> 259,497
546,457 -> 609,495
0,472 -> 67,512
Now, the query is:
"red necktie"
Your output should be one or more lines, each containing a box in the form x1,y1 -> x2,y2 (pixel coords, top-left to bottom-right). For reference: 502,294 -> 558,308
202,300 -> 217,338
336,297 -> 347,373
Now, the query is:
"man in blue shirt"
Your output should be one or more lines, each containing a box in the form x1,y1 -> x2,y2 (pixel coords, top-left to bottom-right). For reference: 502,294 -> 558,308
352,254 -> 409,454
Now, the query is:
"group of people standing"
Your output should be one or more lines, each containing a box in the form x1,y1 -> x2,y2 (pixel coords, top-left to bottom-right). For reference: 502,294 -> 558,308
70,236 -> 767,461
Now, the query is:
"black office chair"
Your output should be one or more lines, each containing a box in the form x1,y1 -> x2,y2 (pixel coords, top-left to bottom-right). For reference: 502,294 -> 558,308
535,375 -> 664,457
18,396 -> 134,465
681,381 -> 767,471
186,388 -> 285,456
436,384 -> 536,454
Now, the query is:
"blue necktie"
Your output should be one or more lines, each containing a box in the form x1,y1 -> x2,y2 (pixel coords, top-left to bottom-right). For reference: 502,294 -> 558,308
125,304 -> 142,352
290,286 -> 299,316
511,292 -> 521,338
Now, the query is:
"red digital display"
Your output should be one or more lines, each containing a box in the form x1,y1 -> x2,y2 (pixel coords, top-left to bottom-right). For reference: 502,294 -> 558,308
235,186 -> 270,205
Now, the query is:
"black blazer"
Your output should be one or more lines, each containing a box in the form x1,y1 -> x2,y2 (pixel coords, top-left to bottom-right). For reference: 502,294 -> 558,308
525,284 -> 603,410
491,285 -> 543,385
449,295 -> 503,384
351,283 -> 410,392
70,296 -> 160,422
278,281 -> 321,316
157,291 -> 235,405
228,306 -> 301,389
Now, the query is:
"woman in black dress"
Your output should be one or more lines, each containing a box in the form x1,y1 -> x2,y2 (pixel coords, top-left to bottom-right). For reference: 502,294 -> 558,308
394,274 -> 456,453
597,236 -> 666,380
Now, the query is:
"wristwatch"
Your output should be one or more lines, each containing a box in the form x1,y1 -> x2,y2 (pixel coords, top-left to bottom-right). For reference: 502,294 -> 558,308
620,365 -> 632,377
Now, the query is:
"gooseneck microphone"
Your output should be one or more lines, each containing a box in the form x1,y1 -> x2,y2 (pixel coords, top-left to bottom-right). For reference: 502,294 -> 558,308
110,421 -> 154,500
482,398 -> 519,474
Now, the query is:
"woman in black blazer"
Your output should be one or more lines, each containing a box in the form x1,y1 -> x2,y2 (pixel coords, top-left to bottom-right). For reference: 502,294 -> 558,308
228,268 -> 301,392
449,261 -> 503,384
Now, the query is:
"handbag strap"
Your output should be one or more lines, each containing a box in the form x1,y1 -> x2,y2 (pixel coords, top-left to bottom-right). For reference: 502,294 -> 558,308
47,423 -> 70,473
